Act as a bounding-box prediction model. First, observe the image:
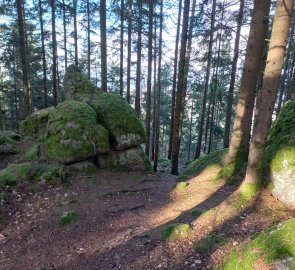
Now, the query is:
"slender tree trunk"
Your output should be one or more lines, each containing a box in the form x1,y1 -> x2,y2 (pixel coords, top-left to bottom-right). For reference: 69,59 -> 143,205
195,0 -> 216,159
0,101 -> 3,131
39,0 -> 48,108
135,0 -> 143,115
17,0 -> 31,118
62,0 -> 68,69
51,0 -> 58,106
120,0 -> 124,96
168,0 -> 183,160
241,0 -> 293,197
145,0 -> 153,157
188,100 -> 194,161
126,0 -> 132,102
227,0 -> 271,165
170,0 -> 191,175
100,0 -> 107,91
153,0 -> 163,172
87,0 -> 91,80
73,0 -> 78,66
223,0 -> 244,148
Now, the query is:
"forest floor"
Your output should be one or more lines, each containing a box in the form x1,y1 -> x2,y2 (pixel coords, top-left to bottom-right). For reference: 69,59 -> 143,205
0,147 -> 295,270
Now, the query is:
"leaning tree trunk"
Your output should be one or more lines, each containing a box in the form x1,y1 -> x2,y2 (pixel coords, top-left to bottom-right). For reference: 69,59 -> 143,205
17,0 -> 31,118
226,0 -> 271,165
100,0 -> 107,91
223,0 -> 244,148
145,0 -> 153,157
241,0 -> 293,198
170,0 -> 191,175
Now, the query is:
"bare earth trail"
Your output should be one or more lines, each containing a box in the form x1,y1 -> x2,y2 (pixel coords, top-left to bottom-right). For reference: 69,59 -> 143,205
0,164 -> 294,270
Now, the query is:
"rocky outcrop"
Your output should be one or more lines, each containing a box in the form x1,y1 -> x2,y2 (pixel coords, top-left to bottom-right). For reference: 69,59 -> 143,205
266,100 -> 295,208
0,132 -> 20,155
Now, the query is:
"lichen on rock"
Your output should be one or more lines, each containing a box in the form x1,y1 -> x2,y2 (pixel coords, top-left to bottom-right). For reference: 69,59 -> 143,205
266,100 -> 295,208
90,92 -> 146,150
45,101 -> 109,164
63,64 -> 101,102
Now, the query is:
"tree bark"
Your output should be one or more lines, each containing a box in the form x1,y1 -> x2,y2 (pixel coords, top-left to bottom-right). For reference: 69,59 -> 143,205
120,0 -> 124,96
87,0 -> 91,80
17,0 -> 31,118
170,0 -> 191,175
223,0 -> 244,148
227,0 -> 271,164
51,0 -> 58,106
126,0 -> 132,102
168,0 -> 182,160
145,0 -> 153,157
241,0 -> 293,197
100,0 -> 107,91
62,0 -> 68,70
39,0 -> 48,108
73,0 -> 78,66
153,0 -> 163,172
194,0 -> 216,159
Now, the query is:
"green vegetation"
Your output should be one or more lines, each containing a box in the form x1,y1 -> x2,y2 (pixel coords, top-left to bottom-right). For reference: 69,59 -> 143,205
196,234 -> 226,252
189,208 -> 206,217
161,223 -> 192,241
45,101 -> 109,163
58,210 -> 79,227
69,162 -> 98,174
180,149 -> 227,180
25,144 -> 39,161
221,218 -> 295,270
175,182 -> 189,190
0,135 -> 20,154
0,163 -> 34,186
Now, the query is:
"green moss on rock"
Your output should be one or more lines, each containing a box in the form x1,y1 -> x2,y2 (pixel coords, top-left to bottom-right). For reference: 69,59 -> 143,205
0,135 -> 20,155
161,223 -> 192,241
20,107 -> 54,139
0,163 -> 34,186
25,144 -> 40,161
45,101 -> 109,164
90,92 -> 145,150
221,218 -> 295,270
63,64 -> 101,102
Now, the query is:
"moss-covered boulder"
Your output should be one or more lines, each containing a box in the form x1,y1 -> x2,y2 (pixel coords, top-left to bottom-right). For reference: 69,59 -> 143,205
45,101 -> 109,164
20,107 -> 55,139
0,134 -> 20,155
221,218 -> 295,270
0,163 -> 34,186
90,92 -> 145,150
97,146 -> 152,172
266,100 -> 295,208
63,64 -> 101,102
0,131 -> 22,141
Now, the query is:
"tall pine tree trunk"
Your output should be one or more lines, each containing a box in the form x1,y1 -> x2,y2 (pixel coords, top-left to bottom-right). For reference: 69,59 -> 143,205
62,0 -> 68,69
153,0 -> 163,172
195,0 -> 216,159
100,0 -> 107,91
51,0 -> 58,106
227,0 -> 271,165
168,0 -> 182,160
223,0 -> 244,148
126,0 -> 132,102
39,0 -> 48,108
17,0 -> 31,118
87,0 -> 91,80
145,0 -> 153,157
170,0 -> 191,175
119,0 -> 124,96
73,0 -> 78,66
241,0 -> 293,198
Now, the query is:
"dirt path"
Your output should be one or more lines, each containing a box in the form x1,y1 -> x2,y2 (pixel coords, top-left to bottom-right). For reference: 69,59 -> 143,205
0,165 -> 294,270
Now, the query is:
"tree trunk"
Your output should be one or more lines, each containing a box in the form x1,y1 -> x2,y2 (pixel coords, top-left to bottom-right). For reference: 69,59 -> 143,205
51,0 -> 58,106
145,0 -> 153,157
227,0 -> 271,165
0,101 -> 3,131
39,0 -> 48,108
170,0 -> 191,175
120,0 -> 124,96
194,0 -> 216,159
223,0 -> 244,148
188,100 -> 194,161
62,0 -> 67,70
168,0 -> 182,160
87,0 -> 91,80
100,0 -> 107,91
73,0 -> 78,66
126,0 -> 132,102
241,0 -> 293,198
153,0 -> 163,172
135,0 -> 142,115
17,0 -> 31,118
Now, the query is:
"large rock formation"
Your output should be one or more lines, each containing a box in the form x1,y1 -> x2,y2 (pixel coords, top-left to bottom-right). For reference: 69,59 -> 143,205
266,100 -> 295,208
45,101 -> 109,164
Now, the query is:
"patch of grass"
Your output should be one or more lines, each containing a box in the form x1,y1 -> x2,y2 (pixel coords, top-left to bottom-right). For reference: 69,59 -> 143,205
179,149 -> 227,180
0,163 -> 34,186
196,234 -> 227,252
161,223 -> 192,241
189,208 -> 205,217
25,144 -> 39,161
27,187 -> 37,194
175,182 -> 189,190
58,210 -> 79,227
221,218 -> 295,270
